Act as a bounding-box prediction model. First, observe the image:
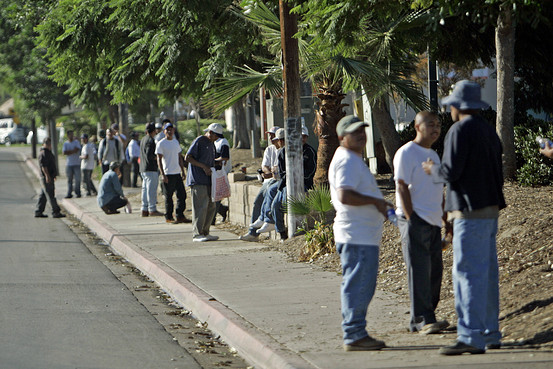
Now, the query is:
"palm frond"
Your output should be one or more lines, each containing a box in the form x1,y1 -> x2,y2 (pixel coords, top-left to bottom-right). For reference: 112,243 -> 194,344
204,64 -> 282,115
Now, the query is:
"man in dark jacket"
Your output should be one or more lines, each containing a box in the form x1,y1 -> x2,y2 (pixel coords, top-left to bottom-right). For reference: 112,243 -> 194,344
423,80 -> 505,356
139,123 -> 163,217
35,137 -> 66,218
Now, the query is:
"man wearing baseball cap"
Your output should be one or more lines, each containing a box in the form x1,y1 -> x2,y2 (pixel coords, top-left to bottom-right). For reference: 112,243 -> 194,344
329,115 -> 392,351
239,126 -> 282,241
423,80 -> 505,355
185,124 -> 219,242
204,123 -> 230,224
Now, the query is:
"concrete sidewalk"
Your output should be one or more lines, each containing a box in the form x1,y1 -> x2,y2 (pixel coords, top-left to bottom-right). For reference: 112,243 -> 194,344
18,148 -> 553,369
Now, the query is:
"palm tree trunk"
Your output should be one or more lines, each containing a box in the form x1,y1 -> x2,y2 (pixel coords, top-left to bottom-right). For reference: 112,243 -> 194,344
233,97 -> 250,149
496,6 -> 516,180
312,85 -> 347,186
370,95 -> 402,172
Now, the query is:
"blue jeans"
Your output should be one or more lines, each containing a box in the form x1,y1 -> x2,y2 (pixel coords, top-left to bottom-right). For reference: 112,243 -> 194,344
66,165 -> 81,197
259,181 -> 280,223
141,171 -> 159,212
336,243 -> 380,344
452,218 -> 501,349
247,179 -> 276,235
272,187 -> 287,233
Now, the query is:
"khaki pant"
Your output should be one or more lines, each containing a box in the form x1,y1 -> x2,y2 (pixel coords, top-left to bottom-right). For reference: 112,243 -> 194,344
190,184 -> 216,238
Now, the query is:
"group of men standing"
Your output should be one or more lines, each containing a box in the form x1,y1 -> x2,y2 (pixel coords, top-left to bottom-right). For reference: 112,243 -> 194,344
331,80 -> 505,356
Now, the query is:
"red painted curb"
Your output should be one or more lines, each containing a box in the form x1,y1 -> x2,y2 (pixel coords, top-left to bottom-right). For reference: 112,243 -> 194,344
24,155 -> 315,369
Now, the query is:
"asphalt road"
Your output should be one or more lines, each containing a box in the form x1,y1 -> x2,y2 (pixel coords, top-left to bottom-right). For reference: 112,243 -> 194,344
0,149 -> 201,368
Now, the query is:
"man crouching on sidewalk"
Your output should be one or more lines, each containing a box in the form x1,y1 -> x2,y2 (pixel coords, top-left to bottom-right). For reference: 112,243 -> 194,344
329,115 -> 393,351
97,161 -> 129,214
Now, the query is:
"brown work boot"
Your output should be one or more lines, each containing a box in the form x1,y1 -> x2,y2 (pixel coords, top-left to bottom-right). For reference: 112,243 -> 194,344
173,216 -> 192,224
141,210 -> 149,217
343,336 -> 386,352
149,210 -> 164,216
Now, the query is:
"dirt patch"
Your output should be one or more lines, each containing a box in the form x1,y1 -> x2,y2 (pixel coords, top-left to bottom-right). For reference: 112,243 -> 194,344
219,152 -> 553,350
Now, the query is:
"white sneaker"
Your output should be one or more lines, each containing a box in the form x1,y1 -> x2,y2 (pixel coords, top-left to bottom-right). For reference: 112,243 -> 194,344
193,236 -> 208,242
257,222 -> 275,233
249,219 -> 264,228
239,233 -> 259,242
205,234 -> 219,241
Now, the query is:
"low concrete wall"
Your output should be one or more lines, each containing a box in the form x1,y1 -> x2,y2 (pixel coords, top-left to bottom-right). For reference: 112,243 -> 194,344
228,179 -> 261,226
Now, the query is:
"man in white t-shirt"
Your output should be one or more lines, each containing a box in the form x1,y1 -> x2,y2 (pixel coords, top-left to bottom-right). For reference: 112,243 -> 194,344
329,115 -> 392,352
80,133 -> 97,196
155,122 -> 190,224
239,126 -> 281,241
393,111 -> 448,335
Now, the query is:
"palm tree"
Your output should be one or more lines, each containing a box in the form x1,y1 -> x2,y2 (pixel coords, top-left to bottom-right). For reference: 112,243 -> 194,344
205,1 -> 429,184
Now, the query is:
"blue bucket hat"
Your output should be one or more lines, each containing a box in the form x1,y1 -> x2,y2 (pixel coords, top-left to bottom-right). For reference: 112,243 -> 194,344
441,80 -> 490,110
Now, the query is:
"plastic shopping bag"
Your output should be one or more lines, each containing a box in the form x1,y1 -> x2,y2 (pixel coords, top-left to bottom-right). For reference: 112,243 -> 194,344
211,168 -> 231,202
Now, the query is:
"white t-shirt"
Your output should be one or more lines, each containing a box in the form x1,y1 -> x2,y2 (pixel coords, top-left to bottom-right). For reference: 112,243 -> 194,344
393,141 -> 443,226
155,138 -> 182,175
328,146 -> 384,246
214,137 -> 232,173
261,144 -> 279,183
81,142 -> 96,170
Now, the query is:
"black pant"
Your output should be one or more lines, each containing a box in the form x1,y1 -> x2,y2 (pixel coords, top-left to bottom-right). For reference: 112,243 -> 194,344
35,178 -> 61,215
161,174 -> 186,220
130,157 -> 140,187
398,212 -> 443,332
104,195 -> 127,212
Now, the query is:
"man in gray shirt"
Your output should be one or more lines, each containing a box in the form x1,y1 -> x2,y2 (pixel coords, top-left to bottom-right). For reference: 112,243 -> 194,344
98,128 -> 124,174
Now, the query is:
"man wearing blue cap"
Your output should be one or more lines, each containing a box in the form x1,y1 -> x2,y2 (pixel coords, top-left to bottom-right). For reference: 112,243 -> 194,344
423,80 -> 505,355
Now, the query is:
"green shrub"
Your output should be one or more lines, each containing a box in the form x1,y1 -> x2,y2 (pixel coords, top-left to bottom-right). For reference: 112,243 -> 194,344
514,122 -> 553,186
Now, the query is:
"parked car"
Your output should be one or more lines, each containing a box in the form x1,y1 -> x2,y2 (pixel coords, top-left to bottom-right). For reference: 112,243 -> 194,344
0,118 -> 27,144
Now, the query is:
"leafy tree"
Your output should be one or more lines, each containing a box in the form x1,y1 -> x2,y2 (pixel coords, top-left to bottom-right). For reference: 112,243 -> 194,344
413,0 -> 545,179
207,1 -> 429,184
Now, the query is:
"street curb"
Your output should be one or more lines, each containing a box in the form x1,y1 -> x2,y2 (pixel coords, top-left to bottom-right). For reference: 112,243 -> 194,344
22,154 -> 316,369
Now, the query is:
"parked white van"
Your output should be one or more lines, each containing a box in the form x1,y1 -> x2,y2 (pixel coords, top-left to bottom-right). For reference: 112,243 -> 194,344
0,118 -> 26,144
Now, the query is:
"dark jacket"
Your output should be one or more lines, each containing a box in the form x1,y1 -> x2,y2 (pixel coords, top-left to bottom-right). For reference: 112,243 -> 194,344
278,143 -> 318,191
139,134 -> 158,172
431,114 -> 506,212
38,147 -> 57,179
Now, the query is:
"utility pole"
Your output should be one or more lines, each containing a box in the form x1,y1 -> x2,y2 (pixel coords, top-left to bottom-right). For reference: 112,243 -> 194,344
279,0 -> 303,239
427,46 -> 439,112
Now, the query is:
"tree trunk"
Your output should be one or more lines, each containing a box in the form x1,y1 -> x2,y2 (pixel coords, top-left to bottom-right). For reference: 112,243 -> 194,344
233,98 -> 250,149
370,95 -> 402,172
496,7 -> 516,180
313,84 -> 347,187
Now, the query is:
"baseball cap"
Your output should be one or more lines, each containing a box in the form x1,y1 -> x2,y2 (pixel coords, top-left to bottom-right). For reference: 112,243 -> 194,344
301,126 -> 309,136
145,123 -> 155,133
204,123 -> 224,137
164,122 -> 174,130
155,122 -> 162,129
266,126 -> 280,135
336,115 -> 368,137
81,133 -> 88,139
276,128 -> 285,140
110,123 -> 119,130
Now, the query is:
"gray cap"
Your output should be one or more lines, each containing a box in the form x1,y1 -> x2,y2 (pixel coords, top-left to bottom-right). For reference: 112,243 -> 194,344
336,115 -> 367,137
